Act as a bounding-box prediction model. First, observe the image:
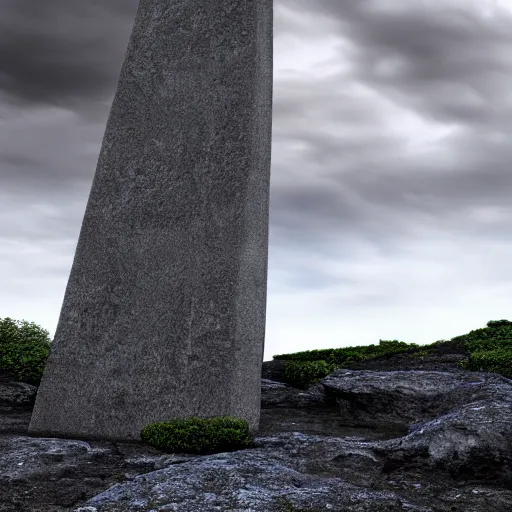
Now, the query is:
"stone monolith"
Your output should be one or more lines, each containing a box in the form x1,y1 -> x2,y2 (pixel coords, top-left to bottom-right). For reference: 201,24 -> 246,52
28,0 -> 273,442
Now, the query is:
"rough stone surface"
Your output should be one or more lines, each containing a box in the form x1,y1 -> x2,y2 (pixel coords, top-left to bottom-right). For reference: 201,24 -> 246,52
28,0 -> 273,442
0,380 -> 37,410
1,349 -> 511,511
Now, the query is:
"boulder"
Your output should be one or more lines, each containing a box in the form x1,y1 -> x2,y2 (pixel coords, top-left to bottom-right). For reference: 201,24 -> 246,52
0,381 -> 37,410
0,352 -> 511,511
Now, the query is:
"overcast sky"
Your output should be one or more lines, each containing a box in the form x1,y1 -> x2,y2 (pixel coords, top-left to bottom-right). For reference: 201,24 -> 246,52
1,0 -> 511,362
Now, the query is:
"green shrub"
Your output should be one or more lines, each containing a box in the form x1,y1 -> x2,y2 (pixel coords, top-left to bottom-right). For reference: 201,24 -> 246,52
410,348 -> 432,359
283,360 -> 340,390
272,348 -> 337,362
457,359 -> 470,370
486,319 -> 512,329
377,339 -> 411,348
0,317 -> 52,386
451,322 -> 512,348
273,340 -> 417,367
140,416 -> 255,455
466,337 -> 512,354
464,348 -> 512,378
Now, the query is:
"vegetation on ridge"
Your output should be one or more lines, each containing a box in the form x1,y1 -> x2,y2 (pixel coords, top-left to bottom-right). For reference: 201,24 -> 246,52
273,319 -> 512,389
1,316 -> 511,391
1,315 -> 511,453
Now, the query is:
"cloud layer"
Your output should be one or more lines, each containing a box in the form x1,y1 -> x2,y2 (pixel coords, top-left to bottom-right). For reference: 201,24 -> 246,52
1,0 -> 511,359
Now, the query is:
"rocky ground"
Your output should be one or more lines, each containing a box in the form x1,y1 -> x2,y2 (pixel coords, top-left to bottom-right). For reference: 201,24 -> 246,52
0,343 -> 511,511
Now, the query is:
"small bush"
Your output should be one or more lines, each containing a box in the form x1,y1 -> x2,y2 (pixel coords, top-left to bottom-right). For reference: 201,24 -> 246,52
486,319 -> 512,329
283,360 -> 340,390
0,317 -> 52,386
140,416 -> 255,455
464,348 -> 512,378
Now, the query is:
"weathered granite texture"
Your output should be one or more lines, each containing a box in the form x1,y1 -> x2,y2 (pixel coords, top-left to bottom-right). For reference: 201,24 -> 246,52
1,350 -> 511,512
28,0 -> 273,441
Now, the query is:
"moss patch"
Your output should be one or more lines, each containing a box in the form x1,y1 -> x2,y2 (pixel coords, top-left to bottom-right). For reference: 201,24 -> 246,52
140,415 -> 256,455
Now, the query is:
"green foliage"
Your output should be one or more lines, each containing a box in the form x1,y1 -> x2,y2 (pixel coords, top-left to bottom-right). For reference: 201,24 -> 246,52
457,359 -> 470,370
274,339 -> 420,389
448,320 -> 512,378
462,348 -> 512,378
450,321 -> 512,348
283,360 -> 341,390
466,337 -> 512,354
273,347 -> 340,362
140,416 -> 255,455
486,319 -> 512,329
0,317 -> 52,386
410,348 -> 433,359
275,319 -> 512,387
273,339 -> 418,366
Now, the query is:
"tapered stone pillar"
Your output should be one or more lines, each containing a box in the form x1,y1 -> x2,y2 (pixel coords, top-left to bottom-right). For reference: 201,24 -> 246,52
28,0 -> 273,442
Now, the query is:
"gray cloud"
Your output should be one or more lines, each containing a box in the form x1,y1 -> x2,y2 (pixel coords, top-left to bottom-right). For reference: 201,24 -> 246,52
270,0 -> 512,248
0,0 -> 138,112
1,0 -> 512,353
